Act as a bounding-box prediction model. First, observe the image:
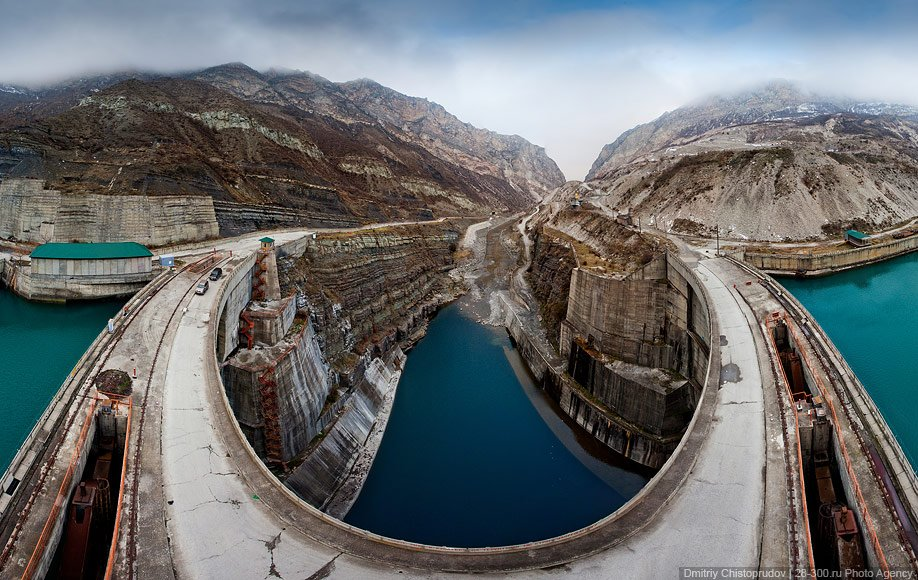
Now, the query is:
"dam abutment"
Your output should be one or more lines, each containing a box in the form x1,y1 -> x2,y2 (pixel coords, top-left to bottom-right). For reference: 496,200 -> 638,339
521,227 -> 713,468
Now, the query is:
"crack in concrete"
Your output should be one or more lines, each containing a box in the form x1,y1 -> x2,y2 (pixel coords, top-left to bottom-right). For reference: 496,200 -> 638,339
180,484 -> 242,513
264,531 -> 284,579
694,477 -> 746,488
200,538 -> 246,562
306,552 -> 342,580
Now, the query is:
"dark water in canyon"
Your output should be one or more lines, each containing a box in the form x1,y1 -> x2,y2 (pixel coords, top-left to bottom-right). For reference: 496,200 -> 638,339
0,289 -> 125,471
780,251 -> 918,470
344,302 -> 650,547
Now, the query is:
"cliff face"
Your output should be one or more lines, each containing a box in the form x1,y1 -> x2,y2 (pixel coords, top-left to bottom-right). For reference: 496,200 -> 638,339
527,232 -> 575,348
0,178 -> 218,245
586,81 -> 918,240
0,64 -> 564,229
278,221 -> 465,377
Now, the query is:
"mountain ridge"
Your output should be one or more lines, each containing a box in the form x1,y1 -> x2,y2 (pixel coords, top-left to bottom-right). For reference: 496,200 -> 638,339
587,80 -> 918,179
0,63 -> 564,223
582,81 -> 918,240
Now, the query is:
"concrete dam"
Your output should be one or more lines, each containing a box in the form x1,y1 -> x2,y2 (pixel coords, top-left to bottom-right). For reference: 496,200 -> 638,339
1,208 -> 917,578
215,221 -> 470,513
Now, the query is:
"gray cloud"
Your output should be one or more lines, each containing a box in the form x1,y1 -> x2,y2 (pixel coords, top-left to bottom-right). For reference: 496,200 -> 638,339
2,0 -> 918,179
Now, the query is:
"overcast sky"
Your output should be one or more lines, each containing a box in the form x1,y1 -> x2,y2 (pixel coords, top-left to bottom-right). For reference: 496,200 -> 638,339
2,0 -> 918,179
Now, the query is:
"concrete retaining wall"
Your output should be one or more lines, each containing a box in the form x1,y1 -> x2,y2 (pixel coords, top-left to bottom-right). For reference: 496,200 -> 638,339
559,256 -> 670,366
2,261 -> 155,302
507,251 -> 712,469
744,233 -> 918,275
284,354 -> 401,510
249,297 -> 296,345
0,178 -> 219,246
567,342 -> 694,437
216,254 -> 255,361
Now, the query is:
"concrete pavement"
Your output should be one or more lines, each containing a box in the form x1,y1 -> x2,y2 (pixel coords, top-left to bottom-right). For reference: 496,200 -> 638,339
2,224 -> 821,579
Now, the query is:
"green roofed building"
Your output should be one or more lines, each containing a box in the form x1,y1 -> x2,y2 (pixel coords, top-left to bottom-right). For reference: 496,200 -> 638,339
31,242 -> 154,278
844,230 -> 869,247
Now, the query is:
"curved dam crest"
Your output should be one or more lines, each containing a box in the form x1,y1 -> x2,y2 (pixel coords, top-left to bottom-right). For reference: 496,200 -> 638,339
344,301 -> 650,548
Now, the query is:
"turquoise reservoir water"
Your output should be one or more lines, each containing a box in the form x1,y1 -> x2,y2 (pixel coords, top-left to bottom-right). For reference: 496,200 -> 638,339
344,302 -> 650,547
0,288 -> 124,471
779,252 -> 918,469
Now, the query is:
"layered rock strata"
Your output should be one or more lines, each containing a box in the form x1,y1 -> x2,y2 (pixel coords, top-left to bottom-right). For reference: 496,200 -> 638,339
219,221 -> 466,511
213,200 -> 361,237
278,221 -> 464,374
0,178 -> 218,245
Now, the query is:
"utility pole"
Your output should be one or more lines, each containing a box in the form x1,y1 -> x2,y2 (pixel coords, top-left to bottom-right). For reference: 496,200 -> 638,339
716,226 -> 720,256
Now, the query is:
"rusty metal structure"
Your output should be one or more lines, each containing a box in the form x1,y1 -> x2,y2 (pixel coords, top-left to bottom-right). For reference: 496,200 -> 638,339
239,311 -> 254,350
252,251 -> 269,301
257,367 -> 285,469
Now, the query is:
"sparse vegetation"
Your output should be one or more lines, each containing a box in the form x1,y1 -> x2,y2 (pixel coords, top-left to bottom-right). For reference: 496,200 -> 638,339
94,368 -> 133,396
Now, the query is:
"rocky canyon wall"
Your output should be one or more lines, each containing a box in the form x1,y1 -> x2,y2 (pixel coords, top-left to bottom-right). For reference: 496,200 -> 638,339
278,221 -> 465,378
213,200 -> 361,237
217,221 -> 468,512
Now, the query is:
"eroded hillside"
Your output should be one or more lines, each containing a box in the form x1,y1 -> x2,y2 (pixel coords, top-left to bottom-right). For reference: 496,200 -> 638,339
586,82 -> 918,240
0,64 -> 564,225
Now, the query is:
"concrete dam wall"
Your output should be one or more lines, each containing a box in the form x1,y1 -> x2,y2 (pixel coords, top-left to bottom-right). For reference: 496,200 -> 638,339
523,219 -> 711,469
223,306 -> 331,461
216,221 -> 464,513
0,178 -> 219,246
743,231 -> 918,275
